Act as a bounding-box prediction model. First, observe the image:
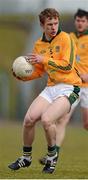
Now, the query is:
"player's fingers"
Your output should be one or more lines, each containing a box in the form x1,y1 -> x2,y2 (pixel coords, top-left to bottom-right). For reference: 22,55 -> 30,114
26,53 -> 36,57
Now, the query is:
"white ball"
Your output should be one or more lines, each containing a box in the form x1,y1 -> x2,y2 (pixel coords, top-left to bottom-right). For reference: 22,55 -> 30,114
12,56 -> 34,78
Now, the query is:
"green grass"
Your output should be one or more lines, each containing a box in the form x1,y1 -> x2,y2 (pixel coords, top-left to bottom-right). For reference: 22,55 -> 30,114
0,121 -> 88,179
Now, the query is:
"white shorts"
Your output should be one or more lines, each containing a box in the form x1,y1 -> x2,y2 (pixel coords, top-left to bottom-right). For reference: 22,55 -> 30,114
39,83 -> 80,107
80,87 -> 88,108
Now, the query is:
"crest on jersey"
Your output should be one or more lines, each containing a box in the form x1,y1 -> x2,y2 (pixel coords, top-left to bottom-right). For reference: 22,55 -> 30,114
80,44 -> 85,48
55,46 -> 60,52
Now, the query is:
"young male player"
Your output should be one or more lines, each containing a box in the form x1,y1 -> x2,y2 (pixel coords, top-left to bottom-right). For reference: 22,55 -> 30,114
8,8 -> 82,173
39,8 -> 88,166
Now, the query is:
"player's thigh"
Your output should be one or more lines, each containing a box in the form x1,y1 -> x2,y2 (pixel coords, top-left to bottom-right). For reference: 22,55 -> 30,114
26,95 -> 50,120
42,96 -> 70,124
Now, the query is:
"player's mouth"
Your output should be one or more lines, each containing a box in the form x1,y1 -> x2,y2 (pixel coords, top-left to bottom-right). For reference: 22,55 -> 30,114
51,31 -> 57,36
78,27 -> 84,32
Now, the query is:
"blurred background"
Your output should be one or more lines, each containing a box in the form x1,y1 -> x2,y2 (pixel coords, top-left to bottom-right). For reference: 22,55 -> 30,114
0,0 -> 87,121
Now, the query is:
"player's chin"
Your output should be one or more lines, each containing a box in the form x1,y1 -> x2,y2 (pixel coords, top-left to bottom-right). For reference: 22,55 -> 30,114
78,28 -> 84,33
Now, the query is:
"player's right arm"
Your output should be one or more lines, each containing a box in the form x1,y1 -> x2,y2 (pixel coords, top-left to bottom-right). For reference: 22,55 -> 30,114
13,45 -> 45,81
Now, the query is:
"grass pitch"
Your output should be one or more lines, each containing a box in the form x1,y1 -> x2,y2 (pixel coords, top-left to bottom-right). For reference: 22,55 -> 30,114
0,121 -> 88,179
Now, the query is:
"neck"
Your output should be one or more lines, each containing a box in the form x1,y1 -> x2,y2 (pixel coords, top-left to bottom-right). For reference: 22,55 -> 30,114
42,27 -> 62,42
76,29 -> 88,37
45,33 -> 53,41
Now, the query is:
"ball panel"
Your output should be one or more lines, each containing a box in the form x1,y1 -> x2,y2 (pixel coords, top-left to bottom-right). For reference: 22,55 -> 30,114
12,56 -> 34,78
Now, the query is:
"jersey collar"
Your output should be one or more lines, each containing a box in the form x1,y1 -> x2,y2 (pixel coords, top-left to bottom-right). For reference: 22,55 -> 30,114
42,27 -> 62,42
75,29 -> 88,37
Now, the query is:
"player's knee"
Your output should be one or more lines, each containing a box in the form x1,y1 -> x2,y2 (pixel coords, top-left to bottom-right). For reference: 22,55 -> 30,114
41,113 -> 52,130
23,113 -> 36,127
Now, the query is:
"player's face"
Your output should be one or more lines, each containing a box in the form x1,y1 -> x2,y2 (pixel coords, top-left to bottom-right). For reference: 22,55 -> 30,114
41,17 -> 59,40
75,16 -> 88,33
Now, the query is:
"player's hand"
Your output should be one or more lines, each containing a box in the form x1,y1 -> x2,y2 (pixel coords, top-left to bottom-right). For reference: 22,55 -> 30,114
80,74 -> 88,83
25,54 -> 44,64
